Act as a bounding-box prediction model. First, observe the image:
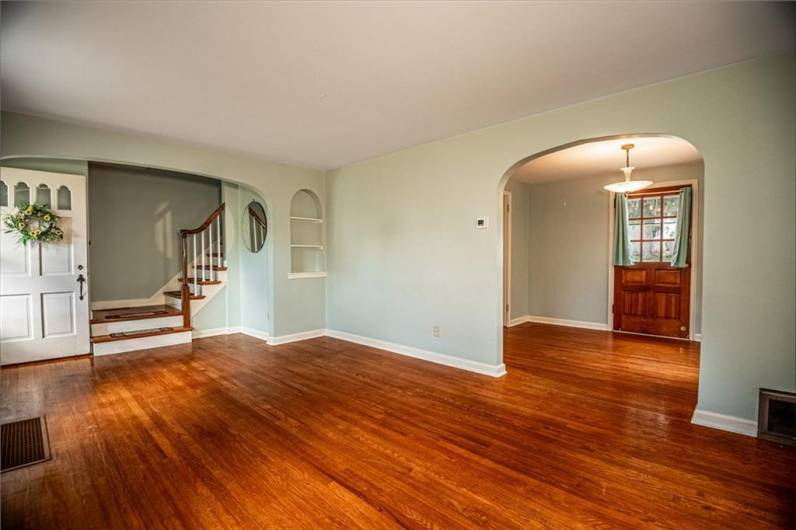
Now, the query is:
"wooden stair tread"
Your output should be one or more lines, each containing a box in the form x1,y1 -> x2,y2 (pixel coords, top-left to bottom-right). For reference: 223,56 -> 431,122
196,265 -> 227,271
164,290 -> 205,300
91,305 -> 182,324
91,326 -> 192,344
179,278 -> 223,285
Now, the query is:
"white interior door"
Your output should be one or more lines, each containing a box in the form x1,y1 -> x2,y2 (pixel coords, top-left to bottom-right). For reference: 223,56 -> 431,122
1,167 -> 90,365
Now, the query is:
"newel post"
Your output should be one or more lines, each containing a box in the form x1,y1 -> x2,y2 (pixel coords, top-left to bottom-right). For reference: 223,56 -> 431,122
180,230 -> 191,328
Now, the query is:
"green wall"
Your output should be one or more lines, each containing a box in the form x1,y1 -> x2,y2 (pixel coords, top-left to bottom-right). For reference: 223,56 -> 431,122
87,162 -> 221,302
1,111 -> 326,338
326,54 -> 795,421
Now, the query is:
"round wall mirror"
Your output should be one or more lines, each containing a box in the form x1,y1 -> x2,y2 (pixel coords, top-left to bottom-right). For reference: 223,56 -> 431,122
242,200 -> 267,253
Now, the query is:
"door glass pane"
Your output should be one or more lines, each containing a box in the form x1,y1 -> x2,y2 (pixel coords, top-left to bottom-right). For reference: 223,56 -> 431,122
630,242 -> 641,262
57,186 -> 72,210
663,240 -> 675,261
663,195 -> 679,217
642,241 -> 661,262
663,220 -> 677,239
0,181 -> 7,206
627,198 -> 641,219
628,220 -> 641,240
642,197 -> 661,218
643,219 -> 661,240
36,184 -> 52,207
14,182 -> 30,207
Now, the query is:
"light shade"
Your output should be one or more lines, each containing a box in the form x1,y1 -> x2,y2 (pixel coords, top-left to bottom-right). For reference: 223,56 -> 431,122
603,179 -> 654,193
603,165 -> 653,193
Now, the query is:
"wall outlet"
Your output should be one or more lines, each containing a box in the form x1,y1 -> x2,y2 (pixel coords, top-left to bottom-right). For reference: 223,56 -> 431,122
475,217 -> 488,229
432,325 -> 440,337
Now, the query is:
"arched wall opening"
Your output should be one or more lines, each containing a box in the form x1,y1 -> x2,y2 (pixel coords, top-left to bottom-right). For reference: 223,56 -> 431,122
496,133 -> 704,379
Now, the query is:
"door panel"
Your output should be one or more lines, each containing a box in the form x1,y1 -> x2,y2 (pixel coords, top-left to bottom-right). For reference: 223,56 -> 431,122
615,262 -> 690,338
0,168 -> 89,365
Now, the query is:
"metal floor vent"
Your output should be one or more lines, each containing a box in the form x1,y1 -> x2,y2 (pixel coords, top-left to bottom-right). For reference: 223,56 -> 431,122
1,417 -> 52,472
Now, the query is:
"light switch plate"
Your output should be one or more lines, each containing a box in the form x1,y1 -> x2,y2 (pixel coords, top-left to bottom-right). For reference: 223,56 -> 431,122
476,217 -> 488,229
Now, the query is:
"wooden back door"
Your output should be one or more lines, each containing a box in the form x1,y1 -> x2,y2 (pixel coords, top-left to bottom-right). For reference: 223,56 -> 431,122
613,186 -> 691,339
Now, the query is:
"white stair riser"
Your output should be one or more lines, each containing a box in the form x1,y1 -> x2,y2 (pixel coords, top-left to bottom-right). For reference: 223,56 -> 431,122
93,331 -> 192,356
91,315 -> 184,337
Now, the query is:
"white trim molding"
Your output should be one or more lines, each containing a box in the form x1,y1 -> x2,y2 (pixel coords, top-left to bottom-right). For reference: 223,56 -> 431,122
509,315 -> 609,331
192,327 -> 232,339
325,329 -> 507,378
288,272 -> 328,279
268,328 -> 325,345
691,409 -> 757,437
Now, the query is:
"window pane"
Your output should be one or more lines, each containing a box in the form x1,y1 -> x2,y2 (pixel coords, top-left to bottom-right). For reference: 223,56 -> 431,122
663,240 -> 675,262
642,197 -> 661,218
630,242 -> 641,262
14,182 -> 30,207
57,186 -> 72,210
36,184 -> 52,207
663,220 -> 677,239
627,198 -> 641,218
663,195 -> 679,217
629,220 -> 641,240
0,181 -> 7,206
642,241 -> 661,262
643,219 -> 661,240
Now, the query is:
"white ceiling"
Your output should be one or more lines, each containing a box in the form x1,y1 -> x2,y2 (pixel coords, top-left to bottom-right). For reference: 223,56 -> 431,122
510,136 -> 701,184
1,2 -> 793,170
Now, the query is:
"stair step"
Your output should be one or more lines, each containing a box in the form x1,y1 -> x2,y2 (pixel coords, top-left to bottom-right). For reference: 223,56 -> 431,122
164,290 -> 205,300
196,265 -> 228,271
179,278 -> 223,285
91,304 -> 182,324
91,326 -> 192,344
207,252 -> 224,257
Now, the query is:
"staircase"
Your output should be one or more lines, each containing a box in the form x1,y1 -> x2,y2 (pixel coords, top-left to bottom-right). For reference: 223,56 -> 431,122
90,204 -> 226,356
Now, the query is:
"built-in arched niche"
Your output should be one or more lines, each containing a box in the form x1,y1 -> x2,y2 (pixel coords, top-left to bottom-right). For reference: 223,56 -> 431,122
289,189 -> 326,278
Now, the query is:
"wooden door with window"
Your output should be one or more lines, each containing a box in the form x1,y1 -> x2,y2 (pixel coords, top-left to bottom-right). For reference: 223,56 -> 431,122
613,186 -> 691,339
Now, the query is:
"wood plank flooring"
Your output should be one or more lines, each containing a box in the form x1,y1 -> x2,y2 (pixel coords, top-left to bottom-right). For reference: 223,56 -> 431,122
1,324 -> 794,528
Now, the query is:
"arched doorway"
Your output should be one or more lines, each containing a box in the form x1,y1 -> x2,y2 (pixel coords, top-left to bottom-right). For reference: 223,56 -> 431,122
498,133 -> 704,396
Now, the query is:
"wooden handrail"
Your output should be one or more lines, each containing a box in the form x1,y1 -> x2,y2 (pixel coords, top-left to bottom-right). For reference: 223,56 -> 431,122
180,203 -> 225,328
180,203 -> 225,236
248,205 -> 267,229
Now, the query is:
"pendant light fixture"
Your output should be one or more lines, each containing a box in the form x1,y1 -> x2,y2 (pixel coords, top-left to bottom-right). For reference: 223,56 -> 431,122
603,143 -> 653,193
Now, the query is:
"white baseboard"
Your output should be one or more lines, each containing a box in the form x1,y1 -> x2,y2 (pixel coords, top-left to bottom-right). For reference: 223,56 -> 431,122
510,315 -> 609,331
691,409 -> 757,437
268,329 -> 326,345
192,327 -> 231,339
693,333 -> 702,342
325,329 -> 506,378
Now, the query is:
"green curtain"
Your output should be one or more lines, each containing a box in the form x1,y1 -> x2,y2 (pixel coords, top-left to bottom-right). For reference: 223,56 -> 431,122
670,186 -> 691,267
612,193 -> 634,266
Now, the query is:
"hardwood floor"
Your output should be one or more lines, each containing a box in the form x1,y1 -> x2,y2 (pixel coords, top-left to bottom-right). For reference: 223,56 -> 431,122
1,324 -> 794,528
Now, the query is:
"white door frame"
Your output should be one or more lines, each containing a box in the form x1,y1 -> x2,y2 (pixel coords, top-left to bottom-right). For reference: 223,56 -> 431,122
606,178 -> 700,341
503,191 -> 512,326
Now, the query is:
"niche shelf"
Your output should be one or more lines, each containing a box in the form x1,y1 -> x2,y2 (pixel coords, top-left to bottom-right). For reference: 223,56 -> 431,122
289,189 -> 326,279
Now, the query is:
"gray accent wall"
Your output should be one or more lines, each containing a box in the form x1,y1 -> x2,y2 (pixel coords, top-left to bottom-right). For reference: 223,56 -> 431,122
87,163 -> 221,302
508,161 -> 704,333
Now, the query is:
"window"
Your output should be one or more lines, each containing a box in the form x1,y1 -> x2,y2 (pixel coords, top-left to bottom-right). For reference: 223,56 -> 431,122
627,187 -> 686,263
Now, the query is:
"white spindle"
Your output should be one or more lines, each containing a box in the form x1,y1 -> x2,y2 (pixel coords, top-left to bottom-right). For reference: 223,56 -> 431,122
192,234 -> 197,294
209,221 -> 214,283
217,214 -> 222,268
201,230 -> 206,282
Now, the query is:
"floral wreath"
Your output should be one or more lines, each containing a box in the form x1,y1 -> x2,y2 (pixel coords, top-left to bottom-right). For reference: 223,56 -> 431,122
3,203 -> 64,244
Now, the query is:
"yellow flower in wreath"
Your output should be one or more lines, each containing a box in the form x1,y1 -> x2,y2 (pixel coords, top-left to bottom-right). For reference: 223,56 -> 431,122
30,229 -> 40,239
17,221 -> 25,230
43,214 -> 52,222
24,206 -> 33,215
